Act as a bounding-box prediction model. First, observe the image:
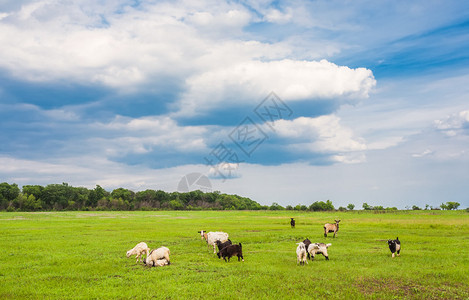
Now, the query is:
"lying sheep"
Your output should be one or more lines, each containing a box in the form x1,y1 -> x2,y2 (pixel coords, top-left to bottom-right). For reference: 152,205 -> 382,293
296,242 -> 308,266
388,237 -> 401,258
307,243 -> 332,260
147,258 -> 170,267
217,243 -> 244,262
324,220 -> 340,238
126,242 -> 150,263
143,246 -> 170,267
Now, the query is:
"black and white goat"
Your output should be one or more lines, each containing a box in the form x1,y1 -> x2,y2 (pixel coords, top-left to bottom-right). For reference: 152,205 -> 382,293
290,218 -> 296,228
324,220 -> 340,238
388,237 -> 401,258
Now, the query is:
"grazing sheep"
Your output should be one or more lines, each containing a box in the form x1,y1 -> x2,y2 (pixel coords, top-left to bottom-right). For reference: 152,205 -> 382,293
143,246 -> 170,266
126,242 -> 150,263
205,231 -> 229,253
215,239 -> 232,252
290,218 -> 296,228
307,243 -> 332,260
217,243 -> 244,262
296,242 -> 308,265
324,220 -> 341,238
388,237 -> 401,258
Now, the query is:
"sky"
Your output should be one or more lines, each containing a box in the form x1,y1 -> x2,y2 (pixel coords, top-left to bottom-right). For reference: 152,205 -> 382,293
0,0 -> 468,209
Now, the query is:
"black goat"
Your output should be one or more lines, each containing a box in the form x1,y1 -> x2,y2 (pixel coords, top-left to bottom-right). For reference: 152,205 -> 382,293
215,239 -> 232,252
290,218 -> 296,228
217,243 -> 244,262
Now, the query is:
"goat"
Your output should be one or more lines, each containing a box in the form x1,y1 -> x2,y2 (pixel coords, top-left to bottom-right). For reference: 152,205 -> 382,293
324,220 -> 340,238
296,242 -> 308,265
217,243 -> 244,262
388,237 -> 401,258
126,242 -> 150,263
197,230 -> 207,241
205,231 -> 229,253
143,246 -> 170,266
290,218 -> 296,228
303,238 -> 312,259
307,243 -> 332,260
215,239 -> 232,252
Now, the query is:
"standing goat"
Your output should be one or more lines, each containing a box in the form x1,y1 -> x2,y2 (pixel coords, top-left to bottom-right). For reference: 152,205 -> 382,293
308,243 -> 332,260
388,237 -> 401,258
296,242 -> 308,265
290,218 -> 296,228
324,220 -> 340,238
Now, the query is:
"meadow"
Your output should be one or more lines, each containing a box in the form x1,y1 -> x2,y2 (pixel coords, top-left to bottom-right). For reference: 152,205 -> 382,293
0,210 -> 468,299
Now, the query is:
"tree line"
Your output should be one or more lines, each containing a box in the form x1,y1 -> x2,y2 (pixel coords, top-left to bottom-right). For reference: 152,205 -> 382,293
0,182 -> 463,212
0,182 -> 263,211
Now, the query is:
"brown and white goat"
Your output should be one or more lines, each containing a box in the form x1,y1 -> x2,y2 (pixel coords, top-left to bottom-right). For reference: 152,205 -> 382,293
324,220 -> 340,238
308,243 -> 332,260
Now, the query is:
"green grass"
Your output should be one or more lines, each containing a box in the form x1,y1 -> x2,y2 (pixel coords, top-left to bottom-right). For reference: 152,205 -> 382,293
0,210 -> 468,299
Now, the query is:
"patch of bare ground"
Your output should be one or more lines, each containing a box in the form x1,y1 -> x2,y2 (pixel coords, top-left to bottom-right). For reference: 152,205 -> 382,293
355,277 -> 468,299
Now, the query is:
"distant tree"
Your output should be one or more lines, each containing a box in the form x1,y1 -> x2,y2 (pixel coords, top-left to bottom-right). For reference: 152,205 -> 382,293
362,203 -> 372,210
269,202 -> 284,210
425,204 -> 430,210
347,204 -> 355,210
373,205 -> 384,210
0,182 -> 20,210
309,200 -> 334,211
285,205 -> 293,210
338,206 -> 346,211
441,202 -> 460,210
412,205 -> 421,210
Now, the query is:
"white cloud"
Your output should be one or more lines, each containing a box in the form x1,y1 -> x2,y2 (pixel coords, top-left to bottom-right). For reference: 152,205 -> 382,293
90,115 -> 209,156
434,110 -> 469,136
274,115 -> 367,153
177,59 -> 375,116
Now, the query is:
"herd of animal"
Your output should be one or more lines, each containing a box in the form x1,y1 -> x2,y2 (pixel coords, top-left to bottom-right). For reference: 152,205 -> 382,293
126,218 -> 401,267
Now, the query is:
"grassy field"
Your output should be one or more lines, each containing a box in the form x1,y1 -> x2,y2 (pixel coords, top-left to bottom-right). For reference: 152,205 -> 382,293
0,210 -> 468,299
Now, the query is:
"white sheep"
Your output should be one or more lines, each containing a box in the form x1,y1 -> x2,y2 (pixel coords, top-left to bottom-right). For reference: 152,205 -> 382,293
296,242 -> 308,266
206,232 -> 229,254
126,242 -> 150,263
144,246 -> 170,267
308,243 -> 332,260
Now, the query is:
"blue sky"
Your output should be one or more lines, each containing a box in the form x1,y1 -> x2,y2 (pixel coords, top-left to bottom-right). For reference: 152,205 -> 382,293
0,0 -> 468,208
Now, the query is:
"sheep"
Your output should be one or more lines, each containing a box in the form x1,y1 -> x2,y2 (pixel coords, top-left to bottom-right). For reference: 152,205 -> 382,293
205,231 -> 229,254
307,243 -> 332,260
290,218 -> 296,228
126,242 -> 150,263
217,243 -> 244,262
143,246 -> 170,267
296,242 -> 308,265
388,237 -> 401,258
324,219 -> 341,238
215,239 -> 232,252
148,258 -> 169,267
